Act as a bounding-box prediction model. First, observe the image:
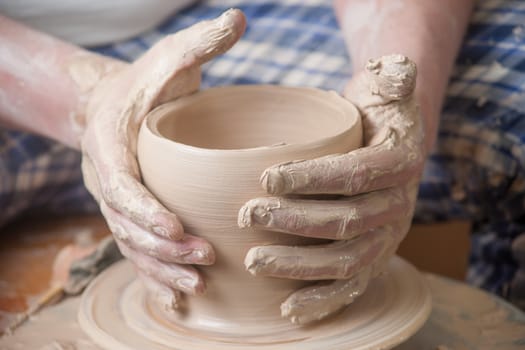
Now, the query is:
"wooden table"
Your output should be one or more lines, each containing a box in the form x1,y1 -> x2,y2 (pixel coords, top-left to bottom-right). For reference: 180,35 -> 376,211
0,214 -> 110,331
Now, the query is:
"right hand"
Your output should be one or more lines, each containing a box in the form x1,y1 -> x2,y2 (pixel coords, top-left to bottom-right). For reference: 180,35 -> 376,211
79,10 -> 246,310
239,55 -> 424,324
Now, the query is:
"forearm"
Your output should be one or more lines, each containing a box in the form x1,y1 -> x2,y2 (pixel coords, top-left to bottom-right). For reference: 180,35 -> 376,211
0,15 -> 125,149
334,0 -> 474,152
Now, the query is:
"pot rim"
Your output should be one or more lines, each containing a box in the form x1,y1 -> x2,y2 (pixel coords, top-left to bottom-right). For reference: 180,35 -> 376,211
141,85 -> 361,158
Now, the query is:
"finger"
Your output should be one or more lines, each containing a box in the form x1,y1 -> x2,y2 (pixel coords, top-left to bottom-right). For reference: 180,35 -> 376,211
238,189 -> 412,240
83,154 -> 180,245
262,56 -> 422,197
94,8 -> 247,163
261,139 -> 423,196
244,226 -> 395,280
86,12 -> 247,240
85,10 -> 246,241
85,10 -> 247,238
116,241 -> 205,295
172,8 -> 246,67
137,270 -> 182,312
344,55 -> 419,149
99,167 -> 184,240
281,267 -> 372,325
101,203 -> 214,265
81,125 -> 184,241
345,55 -> 417,108
131,8 -> 247,109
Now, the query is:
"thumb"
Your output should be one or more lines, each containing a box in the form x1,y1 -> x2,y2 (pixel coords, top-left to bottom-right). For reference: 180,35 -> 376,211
128,9 -> 247,114
344,54 -> 417,109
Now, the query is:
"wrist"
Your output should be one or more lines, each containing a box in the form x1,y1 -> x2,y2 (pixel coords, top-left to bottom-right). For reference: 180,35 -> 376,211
334,0 -> 474,153
0,15 -> 127,150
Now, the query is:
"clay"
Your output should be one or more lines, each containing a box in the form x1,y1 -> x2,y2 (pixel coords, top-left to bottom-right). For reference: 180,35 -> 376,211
135,85 -> 362,334
4,263 -> 525,349
78,257 -> 431,349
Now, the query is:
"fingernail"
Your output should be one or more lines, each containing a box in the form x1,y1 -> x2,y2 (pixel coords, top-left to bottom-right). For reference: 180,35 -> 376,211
238,203 -> 254,228
244,247 -> 274,276
251,205 -> 274,226
260,167 -> 286,194
153,225 -> 169,238
218,8 -> 245,31
238,199 -> 277,229
189,248 -> 215,265
154,223 -> 183,240
173,246 -> 214,264
244,248 -> 259,275
221,8 -> 237,20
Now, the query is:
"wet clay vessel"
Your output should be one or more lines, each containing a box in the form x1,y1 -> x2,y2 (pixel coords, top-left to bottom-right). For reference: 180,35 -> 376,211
136,85 -> 362,334
78,85 -> 432,350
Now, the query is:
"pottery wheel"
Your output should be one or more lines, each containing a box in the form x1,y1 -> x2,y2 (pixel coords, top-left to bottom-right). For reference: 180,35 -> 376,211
78,256 -> 432,350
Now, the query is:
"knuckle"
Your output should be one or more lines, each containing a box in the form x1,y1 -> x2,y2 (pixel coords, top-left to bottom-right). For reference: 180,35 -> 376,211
337,208 -> 360,239
111,224 -> 130,242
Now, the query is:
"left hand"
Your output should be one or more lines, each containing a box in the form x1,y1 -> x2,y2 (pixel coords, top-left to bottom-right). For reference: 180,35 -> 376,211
79,10 -> 246,308
239,54 -> 425,324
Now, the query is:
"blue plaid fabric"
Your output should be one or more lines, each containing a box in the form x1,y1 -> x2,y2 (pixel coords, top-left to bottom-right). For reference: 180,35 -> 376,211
0,131 -> 97,227
1,0 -> 524,305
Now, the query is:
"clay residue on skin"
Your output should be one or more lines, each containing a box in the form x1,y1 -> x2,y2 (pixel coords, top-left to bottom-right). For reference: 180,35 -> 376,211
104,203 -> 214,266
75,11 -> 250,316
239,189 -> 412,241
66,53 -> 124,136
281,267 -> 371,325
243,222 -> 405,325
115,241 -> 204,296
365,54 -> 416,101
67,54 -> 116,95
0,26 -> 72,141
260,55 -> 422,198
79,11 -> 249,273
238,55 -> 423,325
0,30 -> 60,89
244,234 -> 386,280
358,55 -> 421,146
237,197 -> 283,229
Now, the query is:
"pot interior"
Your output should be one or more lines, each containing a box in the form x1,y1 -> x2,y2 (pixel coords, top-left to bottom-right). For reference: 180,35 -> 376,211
156,86 -> 353,150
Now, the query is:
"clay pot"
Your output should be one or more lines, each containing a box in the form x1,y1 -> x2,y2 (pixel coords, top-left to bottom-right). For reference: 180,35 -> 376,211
136,85 -> 362,336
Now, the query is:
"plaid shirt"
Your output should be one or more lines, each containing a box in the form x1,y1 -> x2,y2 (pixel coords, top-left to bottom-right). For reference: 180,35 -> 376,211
1,0 -> 524,307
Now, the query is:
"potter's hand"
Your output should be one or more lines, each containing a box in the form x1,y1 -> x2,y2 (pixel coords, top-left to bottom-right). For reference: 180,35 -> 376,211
239,55 -> 424,324
80,10 -> 246,308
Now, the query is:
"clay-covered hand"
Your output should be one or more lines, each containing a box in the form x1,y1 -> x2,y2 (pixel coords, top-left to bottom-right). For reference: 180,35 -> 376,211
80,10 -> 246,309
239,54 -> 424,324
